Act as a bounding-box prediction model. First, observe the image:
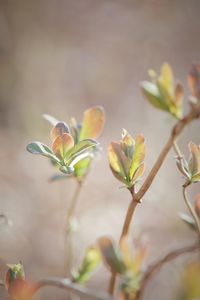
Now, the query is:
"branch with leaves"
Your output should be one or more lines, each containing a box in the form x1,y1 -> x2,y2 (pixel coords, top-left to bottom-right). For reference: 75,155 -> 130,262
2,62 -> 200,300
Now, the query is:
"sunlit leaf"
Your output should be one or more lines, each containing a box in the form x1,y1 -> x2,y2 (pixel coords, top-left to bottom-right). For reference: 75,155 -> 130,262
72,247 -> 101,284
141,81 -> 166,110
129,135 -> 145,183
120,130 -> 134,159
98,237 -> 126,274
142,62 -> 183,119
108,142 -> 131,185
159,62 -> 174,95
66,139 -> 98,165
74,157 -> 92,179
50,122 -> 70,141
79,106 -> 105,140
52,133 -> 74,160
188,142 -> 200,181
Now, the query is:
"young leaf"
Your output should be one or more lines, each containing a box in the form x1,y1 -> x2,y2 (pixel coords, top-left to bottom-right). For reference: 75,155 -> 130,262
188,63 -> 200,100
50,122 -> 70,141
129,135 -> 145,183
108,142 -> 131,185
26,142 -> 60,163
98,237 -> 126,274
66,139 -> 98,165
72,247 -> 101,284
141,81 -> 167,110
188,142 -> 200,182
74,157 -> 92,179
79,106 -> 105,140
52,133 -> 74,160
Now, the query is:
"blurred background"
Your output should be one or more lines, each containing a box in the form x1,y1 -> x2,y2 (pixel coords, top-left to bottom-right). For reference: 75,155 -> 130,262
0,0 -> 200,299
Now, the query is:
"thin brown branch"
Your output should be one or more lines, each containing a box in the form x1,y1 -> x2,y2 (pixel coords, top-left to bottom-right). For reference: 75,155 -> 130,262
32,277 -> 113,300
136,107 -> 200,201
108,105 -> 200,295
136,244 -> 200,300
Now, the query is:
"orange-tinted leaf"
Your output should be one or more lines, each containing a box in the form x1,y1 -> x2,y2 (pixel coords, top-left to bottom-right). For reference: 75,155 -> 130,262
7,279 -> 34,300
50,122 -> 70,141
108,142 -> 131,184
188,63 -> 200,99
188,142 -> 200,178
79,106 -> 105,140
52,133 -> 74,159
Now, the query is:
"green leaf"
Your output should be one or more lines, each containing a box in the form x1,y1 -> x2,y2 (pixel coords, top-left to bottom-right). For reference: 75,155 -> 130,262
188,142 -> 200,180
141,81 -> 167,111
74,157 -> 92,179
79,106 -> 105,140
66,139 -> 98,165
26,141 -> 60,163
178,212 -> 197,231
129,135 -> 145,183
98,237 -> 126,274
72,247 -> 101,284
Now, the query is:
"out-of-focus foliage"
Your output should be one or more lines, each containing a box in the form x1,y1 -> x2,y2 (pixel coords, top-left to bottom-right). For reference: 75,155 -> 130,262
98,236 -> 146,299
179,262 -> 200,300
27,106 -> 105,178
188,63 -> 200,102
43,106 -> 105,180
108,130 -> 145,188
178,212 -> 197,231
5,262 -> 33,300
72,247 -> 101,284
141,62 -> 183,119
176,142 -> 200,185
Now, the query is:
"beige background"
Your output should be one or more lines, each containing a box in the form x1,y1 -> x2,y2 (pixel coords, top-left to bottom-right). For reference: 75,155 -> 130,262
0,1 -> 200,299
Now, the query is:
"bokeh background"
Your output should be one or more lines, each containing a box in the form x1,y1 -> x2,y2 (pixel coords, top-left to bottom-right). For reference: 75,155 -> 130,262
0,0 -> 200,299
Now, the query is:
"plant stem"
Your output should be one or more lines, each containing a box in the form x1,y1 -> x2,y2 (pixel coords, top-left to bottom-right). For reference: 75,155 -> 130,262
136,244 -> 200,300
64,180 -> 83,277
32,277 -> 113,300
182,185 -> 200,236
136,107 -> 200,201
108,106 -> 200,295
